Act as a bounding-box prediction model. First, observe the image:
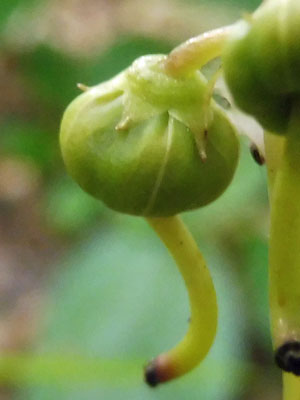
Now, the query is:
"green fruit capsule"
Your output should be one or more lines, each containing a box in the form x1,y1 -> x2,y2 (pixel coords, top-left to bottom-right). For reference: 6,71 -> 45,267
60,55 -> 239,217
223,0 -> 300,134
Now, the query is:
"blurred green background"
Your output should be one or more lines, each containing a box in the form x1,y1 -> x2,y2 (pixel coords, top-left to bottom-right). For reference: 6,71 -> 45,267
0,0 -> 280,399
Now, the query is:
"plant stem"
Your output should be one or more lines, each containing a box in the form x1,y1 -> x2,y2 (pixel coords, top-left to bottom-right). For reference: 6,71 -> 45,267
264,131 -> 285,198
268,103 -> 300,398
269,104 -> 300,348
164,25 -> 233,78
144,215 -> 217,386
284,374 -> 300,400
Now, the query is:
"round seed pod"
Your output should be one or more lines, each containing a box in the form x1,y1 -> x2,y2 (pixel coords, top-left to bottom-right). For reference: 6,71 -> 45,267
223,0 -> 300,134
60,56 -> 239,217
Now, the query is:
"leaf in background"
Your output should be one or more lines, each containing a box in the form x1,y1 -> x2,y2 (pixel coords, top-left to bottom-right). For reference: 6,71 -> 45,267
182,0 -> 261,12
17,37 -> 172,110
183,139 -> 268,243
242,237 -> 271,348
44,176 -> 104,236
17,217 -> 250,399
0,119 -> 58,174
222,0 -> 261,9
0,0 -> 40,33
18,45 -> 84,109
86,36 -> 172,85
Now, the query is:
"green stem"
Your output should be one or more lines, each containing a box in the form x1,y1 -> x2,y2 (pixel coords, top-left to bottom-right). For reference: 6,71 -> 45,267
144,215 -> 217,386
164,25 -> 234,78
284,374 -> 300,400
269,105 -> 300,349
268,104 -> 300,400
264,131 -> 285,199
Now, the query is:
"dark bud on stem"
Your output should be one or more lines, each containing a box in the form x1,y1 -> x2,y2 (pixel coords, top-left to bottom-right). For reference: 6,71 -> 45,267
275,341 -> 300,376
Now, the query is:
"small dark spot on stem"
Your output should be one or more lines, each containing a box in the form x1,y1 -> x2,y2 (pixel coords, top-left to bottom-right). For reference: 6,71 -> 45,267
250,143 -> 265,165
275,341 -> 300,375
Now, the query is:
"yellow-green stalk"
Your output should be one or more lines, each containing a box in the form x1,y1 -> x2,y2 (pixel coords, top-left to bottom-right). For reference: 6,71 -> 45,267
222,1 -> 300,398
283,373 -> 300,400
264,132 -> 285,198
269,103 -> 300,375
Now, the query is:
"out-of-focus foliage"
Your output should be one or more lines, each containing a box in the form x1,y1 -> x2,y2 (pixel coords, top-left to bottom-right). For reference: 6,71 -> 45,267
185,0 -> 261,10
16,220 -> 250,400
0,0 -> 38,32
0,1 -> 278,400
18,38 -> 172,109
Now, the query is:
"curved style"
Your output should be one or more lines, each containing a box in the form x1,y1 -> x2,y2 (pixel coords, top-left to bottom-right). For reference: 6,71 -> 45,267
145,216 -> 217,386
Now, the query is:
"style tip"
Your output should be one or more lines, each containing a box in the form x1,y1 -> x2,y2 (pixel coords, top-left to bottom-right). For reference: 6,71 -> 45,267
144,360 -> 160,388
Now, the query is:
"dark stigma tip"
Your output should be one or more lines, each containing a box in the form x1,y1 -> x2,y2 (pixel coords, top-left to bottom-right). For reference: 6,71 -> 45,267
275,341 -> 300,376
144,361 -> 159,387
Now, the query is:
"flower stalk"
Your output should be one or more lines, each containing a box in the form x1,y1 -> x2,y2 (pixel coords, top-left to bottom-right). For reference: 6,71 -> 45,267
164,25 -> 233,78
